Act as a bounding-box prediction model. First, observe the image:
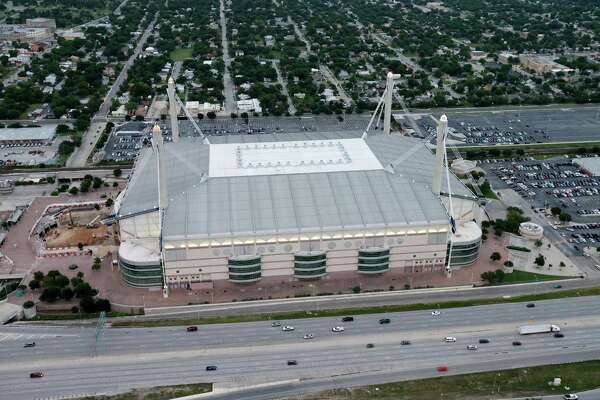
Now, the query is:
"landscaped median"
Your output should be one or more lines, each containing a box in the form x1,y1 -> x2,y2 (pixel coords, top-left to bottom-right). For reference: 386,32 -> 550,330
111,286 -> 600,328
77,383 -> 212,400
296,360 -> 600,400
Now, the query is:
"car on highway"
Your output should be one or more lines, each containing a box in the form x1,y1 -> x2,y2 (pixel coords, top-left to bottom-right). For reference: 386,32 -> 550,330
436,366 -> 448,372
400,340 -> 411,345
366,343 -> 374,348
205,366 -> 217,371
30,372 -> 44,378
431,310 -> 441,316
563,394 -> 578,400
332,326 -> 345,332
287,360 -> 298,366
378,318 -> 391,324
342,316 -> 354,322
526,303 -> 535,308
512,341 -> 522,346
186,326 -> 198,332
23,342 -> 35,348
467,345 -> 478,350
444,337 -> 457,343
554,284 -> 563,289
479,339 -> 490,344
554,332 -> 565,338
303,333 -> 315,340
282,325 -> 295,332
271,321 -> 282,327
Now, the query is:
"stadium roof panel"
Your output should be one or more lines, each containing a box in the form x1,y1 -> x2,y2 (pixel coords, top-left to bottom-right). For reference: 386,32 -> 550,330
118,133 -> 475,239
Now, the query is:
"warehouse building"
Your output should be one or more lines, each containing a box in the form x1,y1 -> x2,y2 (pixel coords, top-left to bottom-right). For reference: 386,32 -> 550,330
0,126 -> 56,146
113,117 -> 482,292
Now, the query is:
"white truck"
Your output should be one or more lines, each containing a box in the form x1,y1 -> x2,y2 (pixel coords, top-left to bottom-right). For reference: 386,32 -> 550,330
519,324 -> 561,335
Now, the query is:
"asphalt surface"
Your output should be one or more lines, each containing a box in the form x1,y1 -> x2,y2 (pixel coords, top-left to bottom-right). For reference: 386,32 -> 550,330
3,296 -> 600,400
220,0 -> 236,114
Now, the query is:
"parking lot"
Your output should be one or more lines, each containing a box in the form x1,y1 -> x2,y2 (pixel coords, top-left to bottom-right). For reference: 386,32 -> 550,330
418,106 -> 600,146
481,156 -> 600,252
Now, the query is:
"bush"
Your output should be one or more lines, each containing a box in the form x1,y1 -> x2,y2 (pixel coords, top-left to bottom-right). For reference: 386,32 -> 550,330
33,271 -> 44,281
535,254 -> 545,266
95,298 -> 111,312
113,168 -> 122,177
74,282 -> 97,298
352,286 -> 361,294
23,300 -> 35,309
70,277 -> 83,287
71,306 -> 79,314
92,257 -> 102,271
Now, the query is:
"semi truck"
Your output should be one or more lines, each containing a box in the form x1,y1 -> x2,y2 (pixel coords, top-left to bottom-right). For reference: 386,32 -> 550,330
519,324 -> 561,335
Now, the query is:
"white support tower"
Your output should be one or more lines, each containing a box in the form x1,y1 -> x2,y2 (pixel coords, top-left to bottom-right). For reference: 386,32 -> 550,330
167,77 -> 180,143
383,71 -> 401,135
151,124 -> 169,298
432,115 -> 448,196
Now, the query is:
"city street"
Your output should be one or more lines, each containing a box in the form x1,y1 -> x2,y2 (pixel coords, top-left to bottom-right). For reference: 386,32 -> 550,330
2,296 -> 600,399
220,0 -> 236,114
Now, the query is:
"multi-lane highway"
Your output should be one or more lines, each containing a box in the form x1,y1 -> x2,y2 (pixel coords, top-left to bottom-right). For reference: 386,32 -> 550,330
2,296 -> 600,400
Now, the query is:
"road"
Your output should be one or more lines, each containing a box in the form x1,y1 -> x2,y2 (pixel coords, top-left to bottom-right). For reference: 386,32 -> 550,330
140,278 -> 596,318
220,0 -> 236,114
67,14 -> 157,168
319,65 -> 352,105
271,60 -> 296,115
2,296 -> 600,400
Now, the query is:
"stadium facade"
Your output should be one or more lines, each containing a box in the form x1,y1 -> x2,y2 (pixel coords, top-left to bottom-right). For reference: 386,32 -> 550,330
113,119 -> 482,292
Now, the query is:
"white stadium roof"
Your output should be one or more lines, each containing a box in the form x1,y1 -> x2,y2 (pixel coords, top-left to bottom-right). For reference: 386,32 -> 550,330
118,132 -> 475,240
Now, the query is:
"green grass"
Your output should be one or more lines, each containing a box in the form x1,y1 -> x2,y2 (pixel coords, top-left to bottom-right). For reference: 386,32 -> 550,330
111,286 -> 600,328
500,270 -> 569,285
303,360 -> 600,400
532,154 -> 559,160
31,311 -> 131,321
479,182 -> 498,199
78,383 -> 212,400
170,48 -> 193,61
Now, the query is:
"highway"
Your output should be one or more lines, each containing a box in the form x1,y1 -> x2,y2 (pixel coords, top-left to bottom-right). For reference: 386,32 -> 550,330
2,296 -> 600,400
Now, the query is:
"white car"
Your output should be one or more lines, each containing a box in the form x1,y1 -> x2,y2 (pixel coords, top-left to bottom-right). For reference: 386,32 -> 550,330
563,395 -> 579,400
444,336 -> 457,343
282,325 -> 295,332
467,345 -> 478,350
332,326 -> 345,332
303,333 -> 315,340
431,310 -> 441,316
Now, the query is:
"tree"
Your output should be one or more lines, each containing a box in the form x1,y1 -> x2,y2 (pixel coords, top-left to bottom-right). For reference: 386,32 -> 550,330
40,286 -> 60,302
28,280 -> 41,290
113,168 -> 122,177
105,198 -> 114,207
61,287 -> 74,301
33,271 -> 44,281
490,252 -> 501,262
95,298 -> 111,312
56,124 -> 70,135
74,282 -> 97,298
535,254 -> 545,266
80,179 -> 91,193
92,177 -> 103,189
69,186 -> 79,195
79,296 -> 96,313
480,271 -> 496,284
534,239 -> 543,248
550,207 -> 561,216
559,212 -> 572,222
207,111 -> 216,119
92,257 -> 102,271
494,269 -> 505,283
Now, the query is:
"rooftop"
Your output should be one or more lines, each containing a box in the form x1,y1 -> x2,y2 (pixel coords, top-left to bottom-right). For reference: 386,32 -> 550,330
118,132 -> 475,240
0,125 -> 56,141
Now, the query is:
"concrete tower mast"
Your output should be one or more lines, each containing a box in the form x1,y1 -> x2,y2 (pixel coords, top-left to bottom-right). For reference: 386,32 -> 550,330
167,77 -> 180,143
432,114 -> 448,196
151,124 -> 169,298
383,71 -> 402,135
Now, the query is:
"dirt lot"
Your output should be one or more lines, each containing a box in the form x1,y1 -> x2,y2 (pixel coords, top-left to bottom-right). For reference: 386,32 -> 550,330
57,208 -> 110,226
45,225 -> 109,248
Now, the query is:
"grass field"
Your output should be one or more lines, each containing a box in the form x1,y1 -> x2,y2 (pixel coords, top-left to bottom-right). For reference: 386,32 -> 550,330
170,48 -> 193,61
297,360 -> 600,400
112,285 -> 600,328
79,383 -> 212,400
500,270 -> 569,285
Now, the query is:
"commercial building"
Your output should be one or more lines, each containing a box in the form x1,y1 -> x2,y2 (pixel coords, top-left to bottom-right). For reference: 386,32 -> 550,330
114,116 -> 482,290
0,126 -> 56,146
519,55 -> 574,75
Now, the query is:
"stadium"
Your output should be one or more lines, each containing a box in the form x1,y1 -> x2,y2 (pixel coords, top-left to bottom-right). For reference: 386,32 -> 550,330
112,113 -> 483,293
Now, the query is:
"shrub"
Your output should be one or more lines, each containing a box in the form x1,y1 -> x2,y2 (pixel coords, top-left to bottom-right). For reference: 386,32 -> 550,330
352,286 -> 361,294
40,286 -> 60,302
61,287 -> 74,301
28,280 -> 41,290
79,296 -> 96,313
23,300 -> 35,309
33,271 -> 44,281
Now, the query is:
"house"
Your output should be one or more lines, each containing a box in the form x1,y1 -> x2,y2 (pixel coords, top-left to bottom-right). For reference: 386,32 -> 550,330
237,98 -> 262,113
264,35 -> 275,47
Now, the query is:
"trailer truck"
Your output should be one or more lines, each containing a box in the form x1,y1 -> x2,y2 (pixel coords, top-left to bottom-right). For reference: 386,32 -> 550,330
519,324 -> 561,335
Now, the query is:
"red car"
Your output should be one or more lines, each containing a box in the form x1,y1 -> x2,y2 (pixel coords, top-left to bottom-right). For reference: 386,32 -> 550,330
436,366 -> 448,373
186,326 -> 198,332
30,372 -> 44,378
